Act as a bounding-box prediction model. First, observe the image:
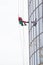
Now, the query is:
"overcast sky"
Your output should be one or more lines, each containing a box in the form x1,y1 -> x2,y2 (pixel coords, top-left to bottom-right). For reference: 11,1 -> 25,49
0,0 -> 29,65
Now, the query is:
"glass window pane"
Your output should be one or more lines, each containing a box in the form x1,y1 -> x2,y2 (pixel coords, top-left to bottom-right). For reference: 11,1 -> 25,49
34,39 -> 36,52
36,8 -> 38,20
37,21 -> 39,35
31,1 -> 33,14
35,53 -> 37,65
29,19 -> 31,30
32,28 -> 34,40
31,57 -> 33,65
33,11 -> 35,21
30,30 -> 32,42
29,5 -> 31,16
30,44 -> 32,56
40,48 -> 43,64
32,55 -> 35,65
36,0 -> 38,7
34,26 -> 36,38
30,43 -> 33,56
29,59 -> 31,65
37,50 -> 40,64
33,0 -> 35,10
37,37 -> 39,49
39,4 -> 42,18
30,46 -> 31,57
32,42 -> 34,53
39,0 -> 42,4
40,19 -> 42,33
40,34 -> 43,47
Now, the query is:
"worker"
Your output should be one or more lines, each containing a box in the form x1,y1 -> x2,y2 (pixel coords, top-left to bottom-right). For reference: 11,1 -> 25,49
18,17 -> 27,26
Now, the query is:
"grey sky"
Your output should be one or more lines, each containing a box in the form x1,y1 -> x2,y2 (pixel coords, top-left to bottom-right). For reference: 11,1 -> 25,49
0,0 -> 29,65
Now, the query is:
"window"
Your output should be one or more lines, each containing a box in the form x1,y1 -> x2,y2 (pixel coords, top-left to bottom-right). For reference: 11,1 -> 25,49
32,27 -> 34,40
36,8 -> 38,20
36,0 -> 38,7
33,11 -> 35,21
39,4 -> 42,18
35,53 -> 37,65
37,21 -> 39,35
40,48 -> 43,64
29,5 -> 31,16
32,42 -> 34,54
31,43 -> 33,56
40,34 -> 43,47
31,57 -> 33,65
30,45 -> 32,56
34,39 -> 37,52
40,19 -> 42,33
37,50 -> 40,64
30,30 -> 32,43
33,0 -> 35,10
32,55 -> 35,65
34,26 -> 36,38
37,36 -> 39,49
39,0 -> 42,4
29,18 -> 32,29
31,1 -> 33,14
29,58 -> 31,65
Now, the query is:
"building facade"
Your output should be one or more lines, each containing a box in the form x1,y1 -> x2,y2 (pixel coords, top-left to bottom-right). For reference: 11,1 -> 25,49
29,0 -> 43,65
